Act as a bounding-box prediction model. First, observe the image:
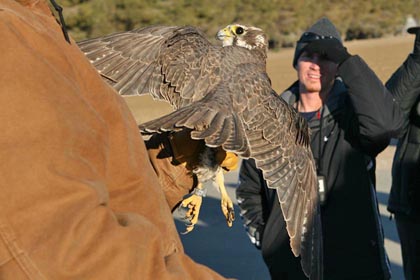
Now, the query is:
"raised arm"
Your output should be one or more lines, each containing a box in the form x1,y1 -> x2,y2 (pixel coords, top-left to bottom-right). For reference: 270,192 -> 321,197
304,38 -> 404,156
339,55 -> 404,155
386,27 -> 420,134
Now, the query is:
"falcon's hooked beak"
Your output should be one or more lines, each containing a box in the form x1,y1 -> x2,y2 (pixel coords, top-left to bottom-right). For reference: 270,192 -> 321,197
216,24 -> 246,47
216,25 -> 234,47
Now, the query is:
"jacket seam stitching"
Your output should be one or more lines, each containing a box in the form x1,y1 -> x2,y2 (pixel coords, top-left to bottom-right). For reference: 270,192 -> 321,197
0,222 -> 46,280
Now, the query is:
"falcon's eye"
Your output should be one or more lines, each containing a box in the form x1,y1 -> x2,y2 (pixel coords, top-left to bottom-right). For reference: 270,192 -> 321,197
235,27 -> 244,35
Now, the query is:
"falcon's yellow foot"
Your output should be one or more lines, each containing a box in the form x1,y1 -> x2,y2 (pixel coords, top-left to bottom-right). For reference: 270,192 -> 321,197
221,194 -> 235,227
214,167 -> 235,227
179,186 -> 206,234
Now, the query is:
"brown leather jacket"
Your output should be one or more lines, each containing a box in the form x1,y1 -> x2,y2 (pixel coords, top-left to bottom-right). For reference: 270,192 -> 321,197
0,1 -> 226,279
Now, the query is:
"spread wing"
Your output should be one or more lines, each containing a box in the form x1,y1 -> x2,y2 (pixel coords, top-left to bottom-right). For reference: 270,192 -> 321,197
79,26 -> 322,279
78,25 -> 222,109
140,54 -> 322,279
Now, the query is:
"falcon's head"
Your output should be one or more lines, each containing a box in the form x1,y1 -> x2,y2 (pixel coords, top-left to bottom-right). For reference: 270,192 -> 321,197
216,24 -> 268,51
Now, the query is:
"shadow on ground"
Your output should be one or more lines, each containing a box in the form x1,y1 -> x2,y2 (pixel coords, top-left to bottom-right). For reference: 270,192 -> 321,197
173,188 -> 404,280
174,191 -> 270,280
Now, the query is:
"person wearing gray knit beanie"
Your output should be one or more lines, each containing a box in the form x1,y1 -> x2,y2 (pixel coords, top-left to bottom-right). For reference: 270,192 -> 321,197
237,17 -> 403,280
293,17 -> 343,67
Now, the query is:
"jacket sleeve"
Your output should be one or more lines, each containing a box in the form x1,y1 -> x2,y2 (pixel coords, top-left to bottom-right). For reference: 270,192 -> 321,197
385,53 -> 420,134
338,55 -> 405,156
0,1 -> 228,279
236,159 -> 269,248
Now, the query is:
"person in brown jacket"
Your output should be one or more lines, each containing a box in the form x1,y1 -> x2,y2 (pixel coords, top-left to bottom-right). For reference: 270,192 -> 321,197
0,1 -> 228,279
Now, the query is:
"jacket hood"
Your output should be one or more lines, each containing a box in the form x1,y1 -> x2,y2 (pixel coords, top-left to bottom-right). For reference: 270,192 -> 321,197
293,17 -> 342,67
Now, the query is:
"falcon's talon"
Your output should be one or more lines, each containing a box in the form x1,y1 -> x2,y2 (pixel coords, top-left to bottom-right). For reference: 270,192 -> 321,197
179,193 -> 203,233
226,208 -> 235,227
216,168 -> 235,227
181,224 -> 195,235
222,205 -> 235,227
221,199 -> 234,216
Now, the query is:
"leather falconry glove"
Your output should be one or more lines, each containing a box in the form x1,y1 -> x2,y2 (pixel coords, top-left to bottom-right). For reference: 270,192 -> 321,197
303,37 -> 351,65
146,132 -> 198,211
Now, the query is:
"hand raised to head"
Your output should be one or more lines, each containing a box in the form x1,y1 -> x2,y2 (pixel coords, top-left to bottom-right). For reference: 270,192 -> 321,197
303,38 -> 351,65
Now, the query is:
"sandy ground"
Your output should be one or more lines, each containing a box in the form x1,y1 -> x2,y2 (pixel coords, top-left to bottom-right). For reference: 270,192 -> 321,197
123,35 -> 415,279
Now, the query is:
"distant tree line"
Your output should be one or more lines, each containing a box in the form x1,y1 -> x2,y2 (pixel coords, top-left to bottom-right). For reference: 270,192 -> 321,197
57,0 -> 420,49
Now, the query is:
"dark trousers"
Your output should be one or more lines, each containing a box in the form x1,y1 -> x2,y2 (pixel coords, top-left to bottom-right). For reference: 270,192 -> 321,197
395,213 -> 420,280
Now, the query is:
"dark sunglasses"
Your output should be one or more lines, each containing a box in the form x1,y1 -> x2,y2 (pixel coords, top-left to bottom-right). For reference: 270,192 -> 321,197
298,32 -> 335,43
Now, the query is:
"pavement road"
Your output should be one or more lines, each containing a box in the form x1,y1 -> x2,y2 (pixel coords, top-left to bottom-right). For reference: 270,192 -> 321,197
173,144 -> 404,280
